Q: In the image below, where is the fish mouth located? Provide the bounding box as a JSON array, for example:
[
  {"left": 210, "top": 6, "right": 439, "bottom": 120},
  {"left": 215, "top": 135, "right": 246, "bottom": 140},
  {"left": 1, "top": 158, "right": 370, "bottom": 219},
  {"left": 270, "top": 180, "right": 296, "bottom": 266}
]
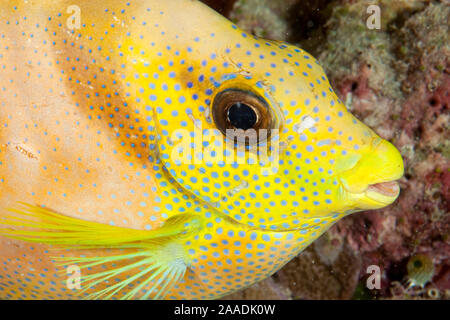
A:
[
  {"left": 364, "top": 180, "right": 400, "bottom": 205},
  {"left": 338, "top": 138, "right": 404, "bottom": 208}
]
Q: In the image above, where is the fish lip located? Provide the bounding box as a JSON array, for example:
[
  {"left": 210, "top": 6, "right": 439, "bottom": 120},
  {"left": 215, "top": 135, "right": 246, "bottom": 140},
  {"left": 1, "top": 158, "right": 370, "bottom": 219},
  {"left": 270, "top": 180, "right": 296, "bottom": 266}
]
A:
[{"left": 363, "top": 180, "right": 400, "bottom": 204}]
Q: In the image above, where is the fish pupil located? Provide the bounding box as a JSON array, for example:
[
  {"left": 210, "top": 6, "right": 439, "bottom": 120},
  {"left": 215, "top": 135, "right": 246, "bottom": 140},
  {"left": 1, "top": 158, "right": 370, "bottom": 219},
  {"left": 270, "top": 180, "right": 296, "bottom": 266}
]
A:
[
  {"left": 227, "top": 102, "right": 257, "bottom": 130},
  {"left": 413, "top": 260, "right": 423, "bottom": 269}
]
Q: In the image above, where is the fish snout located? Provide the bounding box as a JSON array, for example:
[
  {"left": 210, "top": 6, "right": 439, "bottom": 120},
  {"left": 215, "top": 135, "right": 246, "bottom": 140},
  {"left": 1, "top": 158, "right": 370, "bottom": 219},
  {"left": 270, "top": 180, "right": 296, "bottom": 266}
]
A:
[{"left": 339, "top": 138, "right": 404, "bottom": 207}]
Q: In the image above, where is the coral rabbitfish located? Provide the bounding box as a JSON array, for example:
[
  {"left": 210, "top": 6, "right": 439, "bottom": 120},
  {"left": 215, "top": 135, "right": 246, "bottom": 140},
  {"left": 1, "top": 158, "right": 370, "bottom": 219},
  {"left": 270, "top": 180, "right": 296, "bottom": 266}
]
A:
[{"left": 0, "top": 0, "right": 404, "bottom": 300}]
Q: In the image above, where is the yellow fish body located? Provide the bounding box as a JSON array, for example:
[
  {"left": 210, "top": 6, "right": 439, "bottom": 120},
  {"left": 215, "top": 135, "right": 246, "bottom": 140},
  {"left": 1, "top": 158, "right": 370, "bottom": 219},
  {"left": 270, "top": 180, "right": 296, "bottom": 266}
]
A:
[{"left": 0, "top": 0, "right": 404, "bottom": 299}]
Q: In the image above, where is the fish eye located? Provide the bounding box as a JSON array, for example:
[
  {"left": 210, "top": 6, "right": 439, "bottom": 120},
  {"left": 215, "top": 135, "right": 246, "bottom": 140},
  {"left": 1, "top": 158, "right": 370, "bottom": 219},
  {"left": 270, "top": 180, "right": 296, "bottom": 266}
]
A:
[
  {"left": 212, "top": 88, "right": 273, "bottom": 143},
  {"left": 227, "top": 102, "right": 257, "bottom": 130}
]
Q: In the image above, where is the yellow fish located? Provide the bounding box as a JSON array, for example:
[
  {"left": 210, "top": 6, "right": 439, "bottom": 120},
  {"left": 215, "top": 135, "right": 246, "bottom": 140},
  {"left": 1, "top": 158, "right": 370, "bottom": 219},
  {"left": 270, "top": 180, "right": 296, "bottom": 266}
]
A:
[{"left": 0, "top": 0, "right": 404, "bottom": 299}]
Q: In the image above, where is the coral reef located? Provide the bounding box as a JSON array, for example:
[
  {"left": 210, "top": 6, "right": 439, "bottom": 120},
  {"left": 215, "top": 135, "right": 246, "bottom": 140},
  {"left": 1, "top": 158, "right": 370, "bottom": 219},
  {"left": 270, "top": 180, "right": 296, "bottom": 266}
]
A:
[{"left": 201, "top": 0, "right": 449, "bottom": 300}]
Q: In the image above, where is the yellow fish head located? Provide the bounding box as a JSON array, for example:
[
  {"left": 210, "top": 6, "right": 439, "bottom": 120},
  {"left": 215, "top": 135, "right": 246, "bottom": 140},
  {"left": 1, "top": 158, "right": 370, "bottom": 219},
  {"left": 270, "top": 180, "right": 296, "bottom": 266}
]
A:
[{"left": 143, "top": 22, "right": 404, "bottom": 230}]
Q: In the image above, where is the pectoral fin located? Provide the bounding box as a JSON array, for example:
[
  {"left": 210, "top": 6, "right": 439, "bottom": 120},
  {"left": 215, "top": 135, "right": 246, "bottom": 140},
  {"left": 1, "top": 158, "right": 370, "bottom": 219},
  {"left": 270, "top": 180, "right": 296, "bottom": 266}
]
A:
[{"left": 0, "top": 202, "right": 201, "bottom": 299}]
